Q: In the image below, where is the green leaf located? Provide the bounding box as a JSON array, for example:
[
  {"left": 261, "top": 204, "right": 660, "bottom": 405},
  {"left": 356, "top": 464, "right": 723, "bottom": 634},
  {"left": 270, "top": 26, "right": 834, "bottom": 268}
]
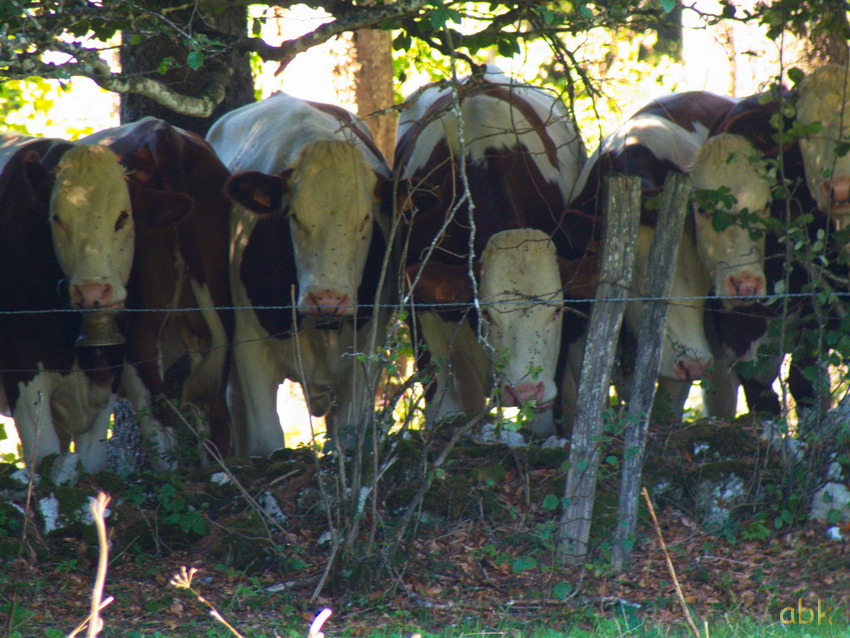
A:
[
  {"left": 552, "top": 581, "right": 573, "bottom": 600},
  {"left": 157, "top": 56, "right": 174, "bottom": 75},
  {"left": 497, "top": 38, "right": 520, "bottom": 58},
  {"left": 187, "top": 51, "right": 204, "bottom": 71},
  {"left": 660, "top": 0, "right": 677, "bottom": 13},
  {"left": 787, "top": 66, "right": 805, "bottom": 85},
  {"left": 429, "top": 7, "right": 448, "bottom": 28},
  {"left": 512, "top": 556, "right": 538, "bottom": 573},
  {"left": 542, "top": 494, "right": 560, "bottom": 511}
]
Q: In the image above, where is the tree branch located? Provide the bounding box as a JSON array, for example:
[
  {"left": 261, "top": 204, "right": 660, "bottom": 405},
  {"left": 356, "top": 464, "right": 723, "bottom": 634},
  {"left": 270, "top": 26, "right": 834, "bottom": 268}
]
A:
[{"left": 239, "top": 0, "right": 430, "bottom": 74}]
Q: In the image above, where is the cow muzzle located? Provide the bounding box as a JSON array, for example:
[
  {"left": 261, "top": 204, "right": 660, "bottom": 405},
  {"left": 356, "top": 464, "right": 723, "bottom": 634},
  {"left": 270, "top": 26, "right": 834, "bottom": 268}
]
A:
[
  {"left": 724, "top": 272, "right": 765, "bottom": 302},
  {"left": 71, "top": 281, "right": 123, "bottom": 310},
  {"left": 674, "top": 356, "right": 712, "bottom": 382},
  {"left": 822, "top": 176, "right": 850, "bottom": 214},
  {"left": 301, "top": 290, "right": 354, "bottom": 317},
  {"left": 501, "top": 381, "right": 553, "bottom": 411}
]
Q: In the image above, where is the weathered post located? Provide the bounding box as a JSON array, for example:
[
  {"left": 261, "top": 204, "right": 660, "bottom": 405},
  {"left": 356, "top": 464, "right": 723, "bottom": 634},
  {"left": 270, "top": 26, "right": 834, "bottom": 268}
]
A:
[
  {"left": 558, "top": 174, "right": 641, "bottom": 565},
  {"left": 611, "top": 172, "right": 692, "bottom": 571}
]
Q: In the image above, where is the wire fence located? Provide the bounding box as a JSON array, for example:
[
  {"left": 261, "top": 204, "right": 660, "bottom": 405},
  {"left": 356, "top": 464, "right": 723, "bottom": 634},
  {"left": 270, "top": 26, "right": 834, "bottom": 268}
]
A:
[{"left": 0, "top": 286, "right": 844, "bottom": 379}]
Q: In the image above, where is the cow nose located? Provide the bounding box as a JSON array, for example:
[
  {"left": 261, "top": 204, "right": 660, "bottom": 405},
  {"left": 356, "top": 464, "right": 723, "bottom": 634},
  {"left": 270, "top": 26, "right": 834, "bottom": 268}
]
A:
[
  {"left": 303, "top": 290, "right": 351, "bottom": 317},
  {"left": 823, "top": 176, "right": 850, "bottom": 207},
  {"left": 674, "top": 356, "right": 711, "bottom": 382},
  {"left": 71, "top": 282, "right": 114, "bottom": 309},
  {"left": 725, "top": 273, "right": 764, "bottom": 298},
  {"left": 503, "top": 381, "right": 546, "bottom": 407}
]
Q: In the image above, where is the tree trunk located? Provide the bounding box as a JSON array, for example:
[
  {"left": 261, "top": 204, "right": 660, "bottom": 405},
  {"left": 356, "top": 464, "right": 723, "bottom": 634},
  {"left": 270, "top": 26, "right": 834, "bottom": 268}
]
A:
[
  {"left": 120, "top": 1, "right": 254, "bottom": 135},
  {"left": 353, "top": 28, "right": 397, "bottom": 164},
  {"left": 804, "top": 5, "right": 850, "bottom": 68}
]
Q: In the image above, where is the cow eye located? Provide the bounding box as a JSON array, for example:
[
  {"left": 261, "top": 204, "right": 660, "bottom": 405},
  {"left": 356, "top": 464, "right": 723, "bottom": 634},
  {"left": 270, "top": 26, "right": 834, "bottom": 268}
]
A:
[
  {"left": 115, "top": 210, "right": 130, "bottom": 231},
  {"left": 550, "top": 306, "right": 563, "bottom": 322},
  {"left": 51, "top": 213, "right": 62, "bottom": 226},
  {"left": 695, "top": 207, "right": 711, "bottom": 219}
]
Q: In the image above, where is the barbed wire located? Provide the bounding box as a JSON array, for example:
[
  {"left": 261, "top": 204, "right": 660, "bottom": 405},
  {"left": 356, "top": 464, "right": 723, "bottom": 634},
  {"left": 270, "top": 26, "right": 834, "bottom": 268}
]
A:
[
  {"left": 0, "top": 289, "right": 840, "bottom": 379},
  {"left": 0, "top": 289, "right": 844, "bottom": 317}
]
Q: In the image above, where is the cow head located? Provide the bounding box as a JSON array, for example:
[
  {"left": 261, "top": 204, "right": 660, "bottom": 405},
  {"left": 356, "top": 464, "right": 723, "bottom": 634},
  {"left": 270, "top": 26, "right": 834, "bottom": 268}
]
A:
[
  {"left": 690, "top": 133, "right": 771, "bottom": 309},
  {"left": 406, "top": 228, "right": 597, "bottom": 412},
  {"left": 226, "top": 140, "right": 381, "bottom": 318},
  {"left": 628, "top": 223, "right": 713, "bottom": 382},
  {"left": 796, "top": 64, "right": 850, "bottom": 229},
  {"left": 28, "top": 145, "right": 135, "bottom": 310},
  {"left": 479, "top": 229, "right": 564, "bottom": 411}
]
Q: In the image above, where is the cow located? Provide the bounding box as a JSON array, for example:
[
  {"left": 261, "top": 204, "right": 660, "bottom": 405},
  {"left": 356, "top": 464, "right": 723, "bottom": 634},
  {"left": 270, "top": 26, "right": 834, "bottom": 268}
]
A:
[
  {"left": 0, "top": 136, "right": 157, "bottom": 473},
  {"left": 567, "top": 91, "right": 738, "bottom": 420},
  {"left": 796, "top": 64, "right": 850, "bottom": 232},
  {"left": 79, "top": 118, "right": 235, "bottom": 458},
  {"left": 687, "top": 67, "right": 850, "bottom": 418},
  {"left": 205, "top": 92, "right": 394, "bottom": 456},
  {"left": 690, "top": 133, "right": 773, "bottom": 308},
  {"left": 394, "top": 67, "right": 587, "bottom": 436}
]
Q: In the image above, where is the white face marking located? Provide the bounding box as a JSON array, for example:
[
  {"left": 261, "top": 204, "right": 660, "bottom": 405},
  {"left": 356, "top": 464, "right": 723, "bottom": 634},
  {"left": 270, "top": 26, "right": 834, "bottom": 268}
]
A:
[
  {"left": 690, "top": 134, "right": 771, "bottom": 307},
  {"left": 50, "top": 145, "right": 134, "bottom": 309},
  {"left": 479, "top": 229, "right": 564, "bottom": 407},
  {"left": 287, "top": 140, "right": 379, "bottom": 316},
  {"left": 627, "top": 224, "right": 713, "bottom": 381},
  {"left": 797, "top": 65, "right": 850, "bottom": 226}
]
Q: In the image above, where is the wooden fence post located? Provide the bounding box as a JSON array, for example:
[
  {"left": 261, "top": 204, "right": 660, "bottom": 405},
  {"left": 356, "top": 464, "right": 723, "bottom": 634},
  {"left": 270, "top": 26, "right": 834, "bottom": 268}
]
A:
[
  {"left": 611, "top": 172, "right": 692, "bottom": 571},
  {"left": 558, "top": 174, "right": 641, "bottom": 565}
]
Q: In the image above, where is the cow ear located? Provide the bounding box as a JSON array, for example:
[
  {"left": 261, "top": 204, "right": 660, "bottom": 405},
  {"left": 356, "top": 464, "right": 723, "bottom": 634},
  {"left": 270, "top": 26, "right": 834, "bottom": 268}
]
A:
[
  {"left": 558, "top": 254, "right": 598, "bottom": 299},
  {"left": 130, "top": 183, "right": 194, "bottom": 228},
  {"left": 396, "top": 177, "right": 440, "bottom": 217},
  {"left": 719, "top": 108, "right": 781, "bottom": 155},
  {"left": 405, "top": 260, "right": 479, "bottom": 306},
  {"left": 226, "top": 169, "right": 293, "bottom": 215}
]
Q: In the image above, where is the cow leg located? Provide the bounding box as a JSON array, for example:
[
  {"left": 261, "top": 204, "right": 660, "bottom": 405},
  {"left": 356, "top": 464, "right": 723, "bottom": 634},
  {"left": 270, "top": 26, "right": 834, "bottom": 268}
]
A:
[
  {"left": 13, "top": 374, "right": 63, "bottom": 471},
  {"left": 528, "top": 407, "right": 557, "bottom": 437},
  {"left": 418, "top": 313, "right": 489, "bottom": 423},
  {"left": 183, "top": 278, "right": 232, "bottom": 455},
  {"left": 231, "top": 338, "right": 284, "bottom": 456},
  {"left": 121, "top": 365, "right": 178, "bottom": 471},
  {"left": 72, "top": 394, "right": 115, "bottom": 473},
  {"left": 652, "top": 377, "right": 692, "bottom": 425},
  {"left": 741, "top": 377, "right": 781, "bottom": 415},
  {"left": 701, "top": 358, "right": 740, "bottom": 420}
]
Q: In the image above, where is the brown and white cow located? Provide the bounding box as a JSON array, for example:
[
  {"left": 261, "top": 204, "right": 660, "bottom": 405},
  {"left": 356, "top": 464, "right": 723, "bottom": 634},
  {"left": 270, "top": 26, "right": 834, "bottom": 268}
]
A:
[
  {"left": 569, "top": 91, "right": 738, "bottom": 406},
  {"left": 80, "top": 117, "right": 234, "bottom": 459},
  {"left": 206, "top": 92, "right": 393, "bottom": 456},
  {"left": 796, "top": 65, "right": 850, "bottom": 231},
  {"left": 689, "top": 133, "right": 773, "bottom": 309},
  {"left": 0, "top": 137, "right": 136, "bottom": 473},
  {"left": 686, "top": 68, "right": 850, "bottom": 417},
  {"left": 395, "top": 67, "right": 586, "bottom": 435}
]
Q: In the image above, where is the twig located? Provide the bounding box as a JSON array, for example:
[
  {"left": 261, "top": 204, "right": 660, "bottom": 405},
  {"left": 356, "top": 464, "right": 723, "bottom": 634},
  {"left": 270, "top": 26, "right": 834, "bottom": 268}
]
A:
[
  {"left": 171, "top": 566, "right": 244, "bottom": 638},
  {"left": 641, "top": 487, "right": 700, "bottom": 638},
  {"left": 86, "top": 493, "right": 111, "bottom": 638},
  {"left": 66, "top": 597, "right": 114, "bottom": 638}
]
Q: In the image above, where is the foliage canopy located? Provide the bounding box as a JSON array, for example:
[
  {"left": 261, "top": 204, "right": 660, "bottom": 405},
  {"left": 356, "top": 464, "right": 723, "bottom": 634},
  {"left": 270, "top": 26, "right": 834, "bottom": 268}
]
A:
[{"left": 1, "top": 1, "right": 846, "bottom": 117}]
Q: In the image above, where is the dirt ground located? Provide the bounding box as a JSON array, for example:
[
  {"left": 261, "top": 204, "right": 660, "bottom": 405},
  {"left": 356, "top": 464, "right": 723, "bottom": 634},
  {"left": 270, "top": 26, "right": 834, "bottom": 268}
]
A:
[{"left": 2, "top": 416, "right": 849, "bottom": 637}]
